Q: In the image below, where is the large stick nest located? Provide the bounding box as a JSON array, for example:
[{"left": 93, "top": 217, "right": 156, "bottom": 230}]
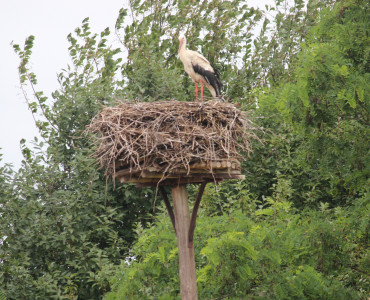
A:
[{"left": 87, "top": 100, "right": 260, "bottom": 178}]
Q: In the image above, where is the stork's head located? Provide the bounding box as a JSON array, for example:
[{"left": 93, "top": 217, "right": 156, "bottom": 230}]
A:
[{"left": 178, "top": 35, "right": 186, "bottom": 53}]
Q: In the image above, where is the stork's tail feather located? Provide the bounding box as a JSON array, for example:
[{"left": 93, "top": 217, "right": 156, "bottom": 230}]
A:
[{"left": 192, "top": 63, "right": 223, "bottom": 98}]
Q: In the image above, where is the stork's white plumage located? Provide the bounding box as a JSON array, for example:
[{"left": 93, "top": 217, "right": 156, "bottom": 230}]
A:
[{"left": 178, "top": 35, "right": 222, "bottom": 102}]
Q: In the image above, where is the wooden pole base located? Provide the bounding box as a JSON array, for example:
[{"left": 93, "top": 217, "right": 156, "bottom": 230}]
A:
[{"left": 171, "top": 185, "right": 198, "bottom": 300}]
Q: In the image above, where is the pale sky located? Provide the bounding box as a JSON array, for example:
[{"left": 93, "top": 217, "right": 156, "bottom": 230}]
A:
[
  {"left": 0, "top": 0, "right": 269, "bottom": 170},
  {"left": 0, "top": 0, "right": 125, "bottom": 170}
]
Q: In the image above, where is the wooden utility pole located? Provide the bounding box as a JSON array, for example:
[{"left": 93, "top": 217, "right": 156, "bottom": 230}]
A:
[{"left": 172, "top": 185, "right": 198, "bottom": 300}]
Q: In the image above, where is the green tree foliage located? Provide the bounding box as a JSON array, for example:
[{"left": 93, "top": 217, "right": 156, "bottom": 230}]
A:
[
  {"left": 0, "top": 19, "right": 155, "bottom": 299},
  {"left": 254, "top": 0, "right": 369, "bottom": 207},
  {"left": 104, "top": 185, "right": 369, "bottom": 299},
  {"left": 117, "top": 0, "right": 331, "bottom": 101},
  {"left": 116, "top": 0, "right": 262, "bottom": 101}
]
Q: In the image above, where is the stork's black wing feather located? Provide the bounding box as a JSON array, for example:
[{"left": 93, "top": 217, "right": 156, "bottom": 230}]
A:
[{"left": 192, "top": 63, "right": 222, "bottom": 97}]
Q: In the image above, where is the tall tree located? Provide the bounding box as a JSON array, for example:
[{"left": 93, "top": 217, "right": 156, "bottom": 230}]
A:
[
  {"left": 256, "top": 0, "right": 369, "bottom": 206},
  {"left": 0, "top": 20, "right": 155, "bottom": 299},
  {"left": 116, "top": 0, "right": 332, "bottom": 102}
]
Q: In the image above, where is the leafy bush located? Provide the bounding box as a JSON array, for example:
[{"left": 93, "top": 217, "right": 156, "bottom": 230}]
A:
[
  {"left": 104, "top": 189, "right": 368, "bottom": 299},
  {"left": 247, "top": 0, "right": 369, "bottom": 207}
]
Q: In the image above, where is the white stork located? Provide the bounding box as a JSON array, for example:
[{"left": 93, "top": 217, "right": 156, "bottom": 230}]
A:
[{"left": 178, "top": 35, "right": 222, "bottom": 102}]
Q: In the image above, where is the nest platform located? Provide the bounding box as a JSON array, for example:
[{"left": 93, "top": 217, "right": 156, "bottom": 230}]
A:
[
  {"left": 114, "top": 158, "right": 244, "bottom": 187},
  {"left": 87, "top": 100, "right": 259, "bottom": 187}
]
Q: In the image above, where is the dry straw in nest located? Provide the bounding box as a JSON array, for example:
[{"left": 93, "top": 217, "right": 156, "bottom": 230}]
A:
[{"left": 86, "top": 100, "right": 260, "bottom": 178}]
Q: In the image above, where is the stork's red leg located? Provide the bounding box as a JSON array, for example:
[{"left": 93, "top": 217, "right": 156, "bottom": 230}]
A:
[
  {"left": 194, "top": 81, "right": 199, "bottom": 102},
  {"left": 200, "top": 81, "right": 204, "bottom": 102}
]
